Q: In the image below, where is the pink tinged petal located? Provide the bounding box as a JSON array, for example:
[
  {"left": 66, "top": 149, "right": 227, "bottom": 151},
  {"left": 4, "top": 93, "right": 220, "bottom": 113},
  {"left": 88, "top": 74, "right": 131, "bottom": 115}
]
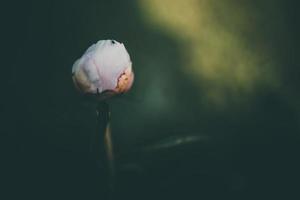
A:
[
  {"left": 124, "top": 67, "right": 134, "bottom": 92},
  {"left": 114, "top": 67, "right": 134, "bottom": 93}
]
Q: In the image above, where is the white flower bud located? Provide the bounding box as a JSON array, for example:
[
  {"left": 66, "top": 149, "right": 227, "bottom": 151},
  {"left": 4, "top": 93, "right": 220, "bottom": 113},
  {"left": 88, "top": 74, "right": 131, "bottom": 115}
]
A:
[{"left": 72, "top": 40, "right": 134, "bottom": 98}]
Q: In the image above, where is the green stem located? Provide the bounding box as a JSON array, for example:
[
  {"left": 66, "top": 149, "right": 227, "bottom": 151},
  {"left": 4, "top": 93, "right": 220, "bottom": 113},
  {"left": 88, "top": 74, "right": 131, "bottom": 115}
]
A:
[{"left": 96, "top": 102, "right": 115, "bottom": 198}]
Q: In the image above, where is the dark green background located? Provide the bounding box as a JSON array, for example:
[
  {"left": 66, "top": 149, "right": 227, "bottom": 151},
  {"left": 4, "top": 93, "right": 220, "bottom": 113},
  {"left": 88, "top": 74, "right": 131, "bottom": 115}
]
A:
[{"left": 3, "top": 0, "right": 300, "bottom": 199}]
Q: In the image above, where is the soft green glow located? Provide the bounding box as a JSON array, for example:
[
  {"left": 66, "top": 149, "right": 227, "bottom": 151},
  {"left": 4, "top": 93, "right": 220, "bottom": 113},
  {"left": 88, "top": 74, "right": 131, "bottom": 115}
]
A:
[{"left": 139, "top": 0, "right": 279, "bottom": 107}]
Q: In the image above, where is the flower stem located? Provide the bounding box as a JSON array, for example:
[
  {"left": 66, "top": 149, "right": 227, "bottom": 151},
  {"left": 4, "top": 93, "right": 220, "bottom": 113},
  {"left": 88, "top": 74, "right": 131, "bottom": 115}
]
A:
[{"left": 96, "top": 101, "right": 115, "bottom": 198}]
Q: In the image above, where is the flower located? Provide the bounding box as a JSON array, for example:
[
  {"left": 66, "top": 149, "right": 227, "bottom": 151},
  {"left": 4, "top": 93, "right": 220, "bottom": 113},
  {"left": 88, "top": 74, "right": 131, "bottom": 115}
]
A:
[{"left": 72, "top": 40, "right": 134, "bottom": 98}]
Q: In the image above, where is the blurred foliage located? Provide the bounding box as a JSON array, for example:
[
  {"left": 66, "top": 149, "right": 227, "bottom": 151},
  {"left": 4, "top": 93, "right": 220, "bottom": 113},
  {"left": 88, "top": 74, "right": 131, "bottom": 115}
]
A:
[{"left": 139, "top": 0, "right": 280, "bottom": 106}]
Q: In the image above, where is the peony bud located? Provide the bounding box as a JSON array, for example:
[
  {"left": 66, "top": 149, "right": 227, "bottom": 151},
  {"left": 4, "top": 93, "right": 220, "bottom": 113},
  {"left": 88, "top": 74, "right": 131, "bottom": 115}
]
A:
[{"left": 72, "top": 40, "right": 134, "bottom": 99}]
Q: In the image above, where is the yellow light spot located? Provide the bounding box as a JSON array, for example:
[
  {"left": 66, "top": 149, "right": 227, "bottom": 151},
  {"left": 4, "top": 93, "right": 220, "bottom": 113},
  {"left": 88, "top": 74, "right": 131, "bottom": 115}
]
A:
[{"left": 138, "top": 0, "right": 279, "bottom": 107}]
